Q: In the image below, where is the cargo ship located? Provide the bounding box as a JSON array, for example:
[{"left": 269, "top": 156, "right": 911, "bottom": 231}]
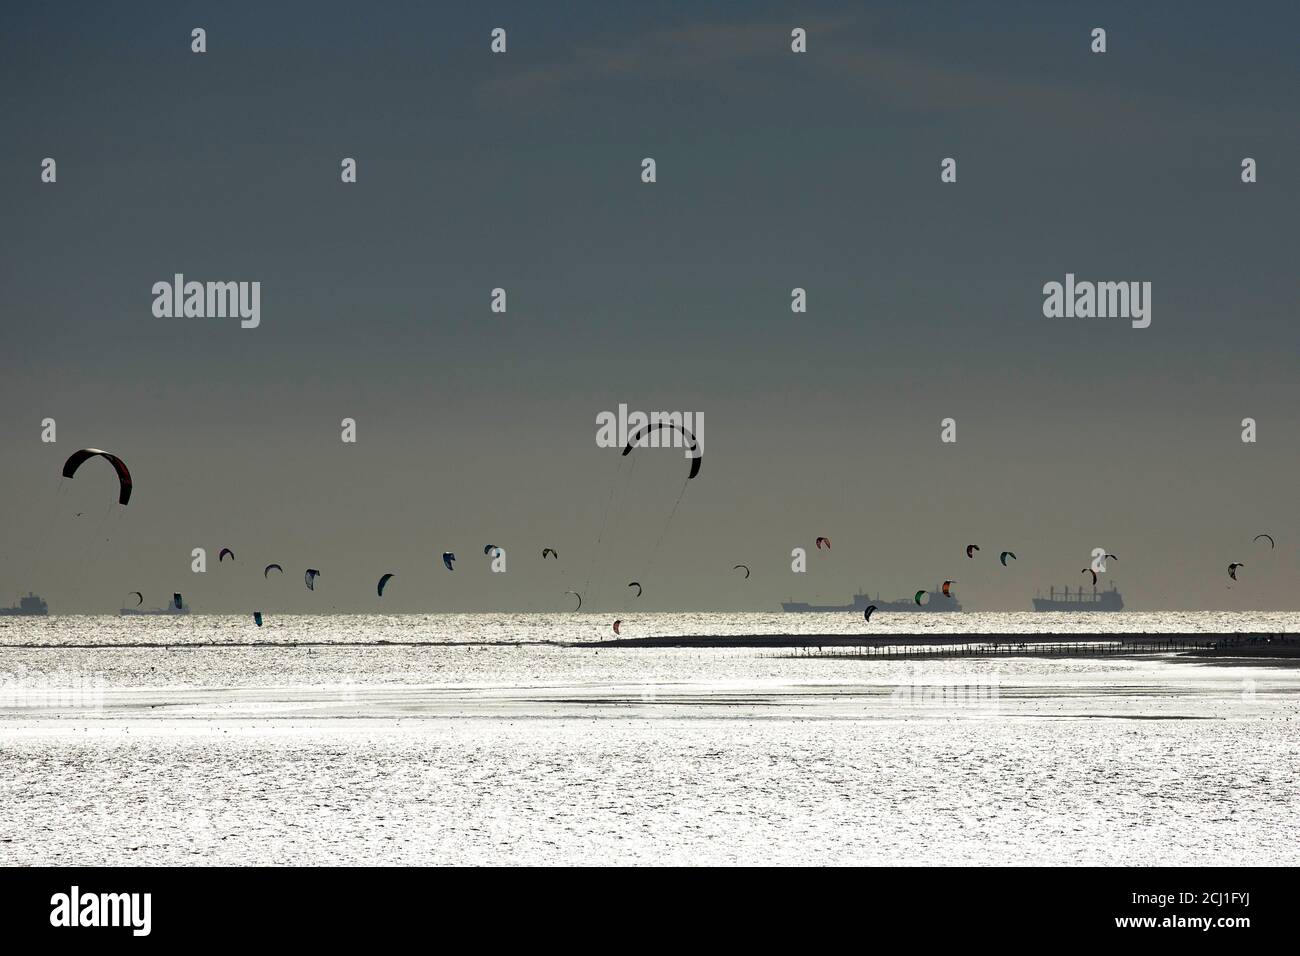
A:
[
  {"left": 1032, "top": 582, "right": 1123, "bottom": 611},
  {"left": 782, "top": 588, "right": 961, "bottom": 613},
  {"left": 0, "top": 593, "right": 49, "bottom": 616},
  {"left": 120, "top": 595, "right": 190, "bottom": 615}
]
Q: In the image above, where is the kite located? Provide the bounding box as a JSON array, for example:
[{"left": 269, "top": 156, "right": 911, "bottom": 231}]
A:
[
  {"left": 61, "top": 449, "right": 132, "bottom": 506},
  {"left": 621, "top": 421, "right": 702, "bottom": 479}
]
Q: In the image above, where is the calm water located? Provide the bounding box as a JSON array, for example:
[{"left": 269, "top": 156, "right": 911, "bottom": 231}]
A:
[{"left": 1, "top": 614, "right": 1297, "bottom": 865}]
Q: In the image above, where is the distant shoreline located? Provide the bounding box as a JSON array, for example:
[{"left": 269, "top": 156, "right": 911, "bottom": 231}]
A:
[
  {"left": 577, "top": 633, "right": 1300, "bottom": 658},
  {"left": 3, "top": 633, "right": 1296, "bottom": 661},
  {"left": 582, "top": 632, "right": 1291, "bottom": 646}
]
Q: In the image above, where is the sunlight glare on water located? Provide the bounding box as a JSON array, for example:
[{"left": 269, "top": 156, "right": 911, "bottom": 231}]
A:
[{"left": 0, "top": 614, "right": 1296, "bottom": 865}]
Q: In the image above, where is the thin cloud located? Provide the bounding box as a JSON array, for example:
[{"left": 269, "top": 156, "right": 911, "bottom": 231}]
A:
[
  {"left": 479, "top": 14, "right": 859, "bottom": 105},
  {"left": 482, "top": 13, "right": 1279, "bottom": 136}
]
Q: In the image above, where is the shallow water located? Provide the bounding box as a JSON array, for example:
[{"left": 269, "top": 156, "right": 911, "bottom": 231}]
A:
[
  {"left": 1, "top": 614, "right": 1297, "bottom": 865},
  {"left": 4, "top": 609, "right": 1298, "bottom": 647}
]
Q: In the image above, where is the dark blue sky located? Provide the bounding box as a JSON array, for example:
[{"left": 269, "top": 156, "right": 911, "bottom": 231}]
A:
[{"left": 2, "top": 2, "right": 1297, "bottom": 611}]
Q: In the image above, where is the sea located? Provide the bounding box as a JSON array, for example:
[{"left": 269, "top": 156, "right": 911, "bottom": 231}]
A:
[{"left": 1, "top": 612, "right": 1297, "bottom": 866}]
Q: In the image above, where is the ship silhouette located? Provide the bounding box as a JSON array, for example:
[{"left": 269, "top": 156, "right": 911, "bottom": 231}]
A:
[
  {"left": 1032, "top": 582, "right": 1123, "bottom": 611},
  {"left": 120, "top": 599, "right": 190, "bottom": 616},
  {"left": 782, "top": 587, "right": 961, "bottom": 613},
  {"left": 0, "top": 592, "right": 48, "bottom": 616}
]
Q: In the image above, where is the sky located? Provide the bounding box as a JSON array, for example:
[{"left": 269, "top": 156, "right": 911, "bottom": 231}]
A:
[{"left": 1, "top": 1, "right": 1297, "bottom": 613}]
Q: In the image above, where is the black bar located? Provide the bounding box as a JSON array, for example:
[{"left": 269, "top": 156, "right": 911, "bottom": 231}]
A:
[{"left": 0, "top": 867, "right": 1279, "bottom": 944}]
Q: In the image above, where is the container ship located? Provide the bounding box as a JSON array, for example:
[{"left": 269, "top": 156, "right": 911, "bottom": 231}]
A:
[
  {"left": 0, "top": 593, "right": 49, "bottom": 616},
  {"left": 1032, "top": 582, "right": 1123, "bottom": 611},
  {"left": 782, "top": 588, "right": 961, "bottom": 613}
]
